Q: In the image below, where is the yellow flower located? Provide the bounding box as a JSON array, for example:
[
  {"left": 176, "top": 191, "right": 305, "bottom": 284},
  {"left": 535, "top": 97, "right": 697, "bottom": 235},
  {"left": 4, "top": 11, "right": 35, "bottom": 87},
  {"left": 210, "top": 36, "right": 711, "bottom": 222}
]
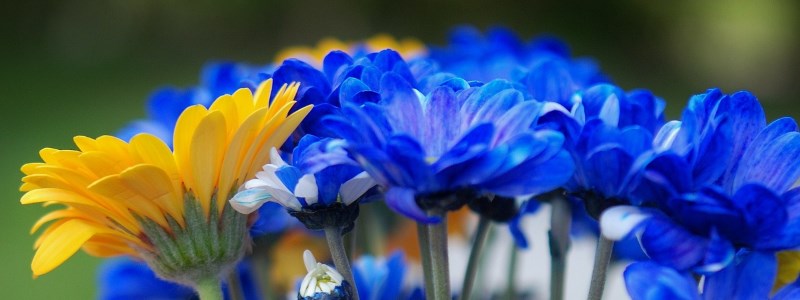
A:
[
  {"left": 273, "top": 34, "right": 427, "bottom": 67},
  {"left": 20, "top": 79, "right": 312, "bottom": 283},
  {"left": 776, "top": 251, "right": 800, "bottom": 291}
]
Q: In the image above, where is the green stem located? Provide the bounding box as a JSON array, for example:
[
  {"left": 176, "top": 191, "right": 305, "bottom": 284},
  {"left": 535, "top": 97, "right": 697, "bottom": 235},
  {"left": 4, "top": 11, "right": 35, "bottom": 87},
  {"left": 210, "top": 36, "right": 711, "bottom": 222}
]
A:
[
  {"left": 548, "top": 192, "right": 571, "bottom": 300},
  {"left": 417, "top": 222, "right": 435, "bottom": 300},
  {"left": 461, "top": 216, "right": 491, "bottom": 300},
  {"left": 226, "top": 270, "right": 243, "bottom": 300},
  {"left": 505, "top": 244, "right": 518, "bottom": 300},
  {"left": 324, "top": 226, "right": 360, "bottom": 300},
  {"left": 428, "top": 210, "right": 451, "bottom": 300},
  {"left": 587, "top": 236, "right": 614, "bottom": 300},
  {"left": 194, "top": 277, "right": 223, "bottom": 300}
]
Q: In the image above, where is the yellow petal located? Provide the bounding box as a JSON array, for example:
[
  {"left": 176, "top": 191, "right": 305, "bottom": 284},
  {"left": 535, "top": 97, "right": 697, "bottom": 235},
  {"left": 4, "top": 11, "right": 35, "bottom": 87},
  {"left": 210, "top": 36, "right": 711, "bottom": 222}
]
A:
[
  {"left": 130, "top": 134, "right": 181, "bottom": 195},
  {"left": 31, "top": 220, "right": 102, "bottom": 277},
  {"left": 89, "top": 174, "right": 169, "bottom": 228},
  {"left": 174, "top": 105, "right": 209, "bottom": 199},
  {"left": 189, "top": 111, "right": 227, "bottom": 216},
  {"left": 73, "top": 136, "right": 98, "bottom": 152},
  {"left": 253, "top": 79, "right": 274, "bottom": 108},
  {"left": 246, "top": 104, "right": 313, "bottom": 180},
  {"left": 79, "top": 151, "right": 123, "bottom": 178},
  {"left": 30, "top": 209, "right": 89, "bottom": 234},
  {"left": 209, "top": 94, "right": 240, "bottom": 139},
  {"left": 119, "top": 164, "right": 183, "bottom": 226},
  {"left": 216, "top": 107, "right": 269, "bottom": 208}
]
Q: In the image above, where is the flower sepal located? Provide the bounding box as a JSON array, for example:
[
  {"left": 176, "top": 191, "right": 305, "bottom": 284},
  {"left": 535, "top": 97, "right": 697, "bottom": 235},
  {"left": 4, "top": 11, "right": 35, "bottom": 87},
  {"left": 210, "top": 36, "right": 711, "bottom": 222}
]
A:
[{"left": 288, "top": 202, "right": 360, "bottom": 234}]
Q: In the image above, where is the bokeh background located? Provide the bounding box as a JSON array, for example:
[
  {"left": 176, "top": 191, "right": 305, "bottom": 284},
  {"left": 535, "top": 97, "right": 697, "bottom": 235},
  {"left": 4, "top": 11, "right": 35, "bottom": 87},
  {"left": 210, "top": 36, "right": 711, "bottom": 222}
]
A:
[{"left": 1, "top": 1, "right": 799, "bottom": 298}]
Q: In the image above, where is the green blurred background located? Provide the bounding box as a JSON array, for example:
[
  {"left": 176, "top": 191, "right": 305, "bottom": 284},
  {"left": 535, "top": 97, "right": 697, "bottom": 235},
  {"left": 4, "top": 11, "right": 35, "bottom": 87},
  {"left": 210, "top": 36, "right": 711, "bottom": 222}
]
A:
[{"left": 1, "top": 1, "right": 798, "bottom": 298}]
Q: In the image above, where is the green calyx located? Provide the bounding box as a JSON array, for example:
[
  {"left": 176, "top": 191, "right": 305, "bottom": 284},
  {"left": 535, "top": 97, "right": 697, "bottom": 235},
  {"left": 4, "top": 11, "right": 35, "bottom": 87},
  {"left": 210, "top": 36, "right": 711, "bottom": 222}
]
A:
[{"left": 136, "top": 194, "right": 249, "bottom": 287}]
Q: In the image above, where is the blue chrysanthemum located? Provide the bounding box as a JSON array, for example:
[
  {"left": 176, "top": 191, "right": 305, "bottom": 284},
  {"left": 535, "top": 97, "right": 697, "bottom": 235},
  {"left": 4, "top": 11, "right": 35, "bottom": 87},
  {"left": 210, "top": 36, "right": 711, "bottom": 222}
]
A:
[
  {"left": 322, "top": 69, "right": 574, "bottom": 222},
  {"left": 429, "top": 26, "right": 610, "bottom": 106},
  {"left": 601, "top": 89, "right": 800, "bottom": 289}
]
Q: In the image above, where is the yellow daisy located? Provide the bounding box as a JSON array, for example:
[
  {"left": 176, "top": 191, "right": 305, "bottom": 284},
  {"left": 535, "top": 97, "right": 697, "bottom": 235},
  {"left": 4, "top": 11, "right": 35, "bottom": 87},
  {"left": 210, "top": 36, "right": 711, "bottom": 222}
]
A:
[{"left": 20, "top": 79, "right": 312, "bottom": 286}]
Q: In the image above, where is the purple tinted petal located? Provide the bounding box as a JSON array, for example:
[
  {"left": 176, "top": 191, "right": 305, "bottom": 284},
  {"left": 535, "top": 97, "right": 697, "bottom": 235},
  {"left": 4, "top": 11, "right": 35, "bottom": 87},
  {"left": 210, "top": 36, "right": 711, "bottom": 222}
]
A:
[
  {"left": 385, "top": 187, "right": 440, "bottom": 223},
  {"left": 379, "top": 72, "right": 423, "bottom": 139},
  {"left": 640, "top": 216, "right": 707, "bottom": 270},
  {"left": 424, "top": 86, "right": 461, "bottom": 156},
  {"left": 735, "top": 126, "right": 800, "bottom": 194},
  {"left": 624, "top": 262, "right": 701, "bottom": 300},
  {"left": 702, "top": 251, "right": 776, "bottom": 300}
]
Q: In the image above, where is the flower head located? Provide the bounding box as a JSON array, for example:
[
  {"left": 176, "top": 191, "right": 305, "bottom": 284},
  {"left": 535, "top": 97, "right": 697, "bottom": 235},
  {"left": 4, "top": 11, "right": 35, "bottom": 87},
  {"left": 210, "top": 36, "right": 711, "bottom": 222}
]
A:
[
  {"left": 299, "top": 250, "right": 352, "bottom": 300},
  {"left": 21, "top": 79, "right": 311, "bottom": 284},
  {"left": 229, "top": 135, "right": 376, "bottom": 231},
  {"left": 324, "top": 73, "right": 574, "bottom": 222}
]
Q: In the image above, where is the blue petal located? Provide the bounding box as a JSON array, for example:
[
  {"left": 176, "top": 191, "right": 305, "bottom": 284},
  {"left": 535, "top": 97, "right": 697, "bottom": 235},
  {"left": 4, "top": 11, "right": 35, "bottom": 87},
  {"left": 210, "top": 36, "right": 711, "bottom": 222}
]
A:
[
  {"left": 523, "top": 57, "right": 576, "bottom": 105},
  {"left": 272, "top": 59, "right": 332, "bottom": 97},
  {"left": 385, "top": 135, "right": 436, "bottom": 190},
  {"left": 339, "top": 78, "right": 373, "bottom": 106},
  {"left": 423, "top": 86, "right": 461, "bottom": 156},
  {"left": 323, "top": 50, "right": 353, "bottom": 81},
  {"left": 98, "top": 257, "right": 196, "bottom": 300},
  {"left": 732, "top": 184, "right": 789, "bottom": 249},
  {"left": 509, "top": 199, "right": 541, "bottom": 248},
  {"left": 720, "top": 91, "right": 766, "bottom": 186},
  {"left": 484, "top": 150, "right": 574, "bottom": 197},
  {"left": 470, "top": 89, "right": 524, "bottom": 126},
  {"left": 639, "top": 216, "right": 707, "bottom": 270},
  {"left": 634, "top": 153, "right": 692, "bottom": 206},
  {"left": 584, "top": 146, "right": 634, "bottom": 198},
  {"left": 372, "top": 50, "right": 416, "bottom": 85},
  {"left": 702, "top": 250, "right": 776, "bottom": 300},
  {"left": 623, "top": 262, "right": 701, "bottom": 300},
  {"left": 379, "top": 251, "right": 407, "bottom": 300},
  {"left": 734, "top": 125, "right": 800, "bottom": 194},
  {"left": 275, "top": 165, "right": 303, "bottom": 192},
  {"left": 379, "top": 72, "right": 423, "bottom": 138},
  {"left": 385, "top": 187, "right": 440, "bottom": 223},
  {"left": 493, "top": 101, "right": 544, "bottom": 145},
  {"left": 690, "top": 117, "right": 732, "bottom": 188},
  {"left": 693, "top": 228, "right": 734, "bottom": 275},
  {"left": 459, "top": 80, "right": 515, "bottom": 126}
]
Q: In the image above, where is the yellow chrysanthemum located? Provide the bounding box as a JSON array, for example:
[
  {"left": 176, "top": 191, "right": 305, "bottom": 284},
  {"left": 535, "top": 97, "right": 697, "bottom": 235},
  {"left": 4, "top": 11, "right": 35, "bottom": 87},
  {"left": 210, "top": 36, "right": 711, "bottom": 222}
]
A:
[
  {"left": 776, "top": 251, "right": 800, "bottom": 291},
  {"left": 273, "top": 34, "right": 427, "bottom": 67},
  {"left": 21, "top": 79, "right": 312, "bottom": 283}
]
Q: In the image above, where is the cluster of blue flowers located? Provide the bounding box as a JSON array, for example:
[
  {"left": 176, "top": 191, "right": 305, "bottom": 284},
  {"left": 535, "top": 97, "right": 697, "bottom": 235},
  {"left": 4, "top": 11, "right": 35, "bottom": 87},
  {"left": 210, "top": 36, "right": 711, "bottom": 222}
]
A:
[{"left": 107, "top": 26, "right": 800, "bottom": 300}]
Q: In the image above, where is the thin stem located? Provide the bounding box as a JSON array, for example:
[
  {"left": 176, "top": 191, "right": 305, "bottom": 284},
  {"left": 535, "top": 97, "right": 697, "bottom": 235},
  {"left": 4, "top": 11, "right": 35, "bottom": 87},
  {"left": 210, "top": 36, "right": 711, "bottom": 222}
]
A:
[
  {"left": 226, "top": 270, "right": 244, "bottom": 300},
  {"left": 417, "top": 222, "right": 435, "bottom": 300},
  {"left": 548, "top": 192, "right": 571, "bottom": 300},
  {"left": 587, "top": 236, "right": 614, "bottom": 300},
  {"left": 461, "top": 216, "right": 492, "bottom": 300},
  {"left": 324, "top": 226, "right": 360, "bottom": 300},
  {"left": 428, "top": 210, "right": 451, "bottom": 300},
  {"left": 505, "top": 244, "right": 518, "bottom": 300},
  {"left": 194, "top": 277, "right": 223, "bottom": 300}
]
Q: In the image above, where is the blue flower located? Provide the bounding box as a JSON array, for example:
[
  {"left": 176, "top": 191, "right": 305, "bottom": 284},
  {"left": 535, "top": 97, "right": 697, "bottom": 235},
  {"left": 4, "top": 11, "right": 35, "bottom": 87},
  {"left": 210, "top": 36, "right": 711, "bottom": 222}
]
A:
[
  {"left": 536, "top": 84, "right": 665, "bottom": 217},
  {"left": 323, "top": 72, "right": 574, "bottom": 222},
  {"left": 230, "top": 135, "right": 377, "bottom": 231},
  {"left": 601, "top": 89, "right": 800, "bottom": 273},
  {"left": 429, "top": 26, "right": 610, "bottom": 105},
  {"left": 624, "top": 251, "right": 800, "bottom": 300},
  {"left": 98, "top": 257, "right": 262, "bottom": 300},
  {"left": 352, "top": 251, "right": 408, "bottom": 300}
]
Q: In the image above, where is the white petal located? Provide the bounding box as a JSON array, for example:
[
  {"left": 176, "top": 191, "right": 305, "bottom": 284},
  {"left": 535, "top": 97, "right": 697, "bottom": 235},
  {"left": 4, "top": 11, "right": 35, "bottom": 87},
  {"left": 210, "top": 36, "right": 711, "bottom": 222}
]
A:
[
  {"left": 243, "top": 178, "right": 269, "bottom": 190},
  {"left": 294, "top": 174, "right": 319, "bottom": 205},
  {"left": 228, "top": 188, "right": 272, "bottom": 214},
  {"left": 600, "top": 205, "right": 650, "bottom": 241},
  {"left": 256, "top": 184, "right": 301, "bottom": 211},
  {"left": 339, "top": 171, "right": 377, "bottom": 205},
  {"left": 303, "top": 249, "right": 317, "bottom": 272},
  {"left": 269, "top": 147, "right": 287, "bottom": 166}
]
